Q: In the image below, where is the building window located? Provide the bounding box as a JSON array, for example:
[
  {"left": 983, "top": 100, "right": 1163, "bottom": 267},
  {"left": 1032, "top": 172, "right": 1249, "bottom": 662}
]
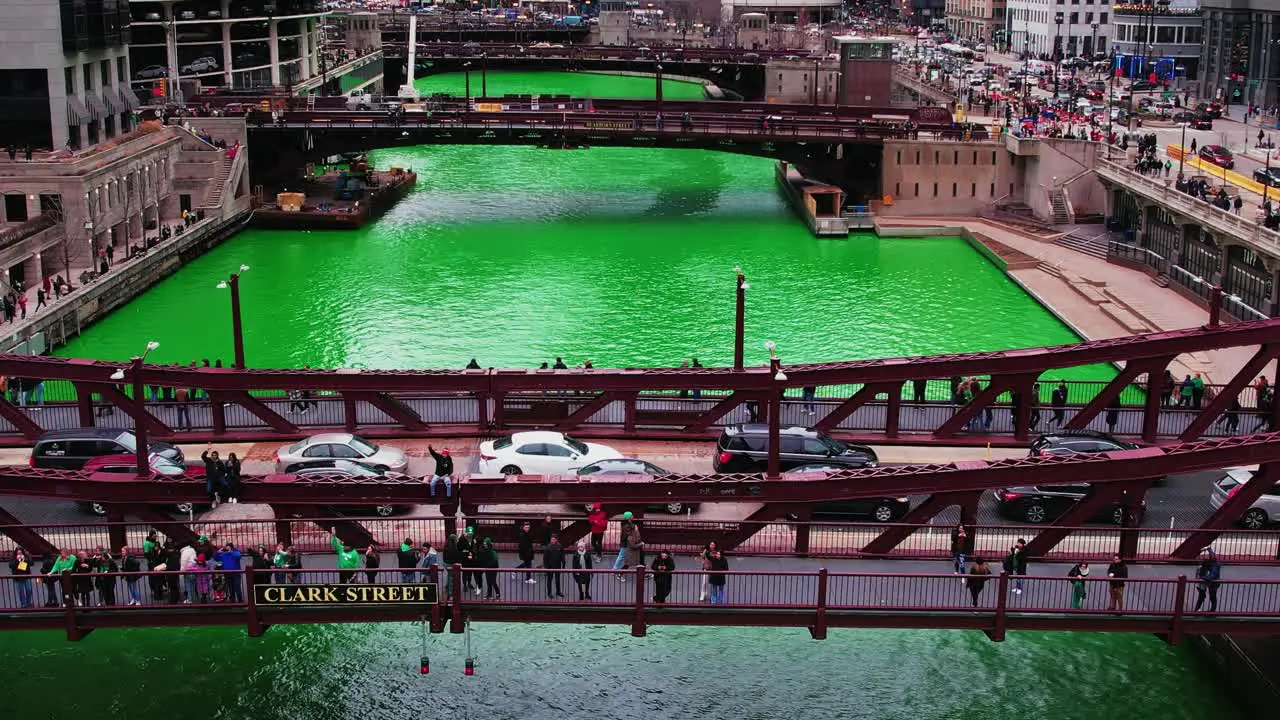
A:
[
  {"left": 3, "top": 194, "right": 28, "bottom": 223},
  {"left": 83, "top": 63, "right": 93, "bottom": 91},
  {"left": 64, "top": 67, "right": 74, "bottom": 95},
  {"left": 953, "top": 150, "right": 958, "bottom": 164},
  {"left": 914, "top": 182, "right": 919, "bottom": 197},
  {"left": 952, "top": 183, "right": 958, "bottom": 197},
  {"left": 971, "top": 183, "right": 977, "bottom": 197},
  {"left": 100, "top": 59, "right": 111, "bottom": 88},
  {"left": 916, "top": 150, "right": 921, "bottom": 164},
  {"left": 117, "top": 59, "right": 125, "bottom": 83},
  {"left": 1100, "top": 12, "right": 1107, "bottom": 23},
  {"left": 895, "top": 182, "right": 901, "bottom": 197},
  {"left": 990, "top": 183, "right": 996, "bottom": 196},
  {"left": 933, "top": 183, "right": 939, "bottom": 197},
  {"left": 897, "top": 150, "right": 902, "bottom": 164}
]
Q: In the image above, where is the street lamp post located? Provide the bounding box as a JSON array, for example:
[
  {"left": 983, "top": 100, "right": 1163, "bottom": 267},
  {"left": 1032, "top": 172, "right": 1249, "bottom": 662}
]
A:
[
  {"left": 655, "top": 61, "right": 664, "bottom": 105},
  {"left": 765, "top": 342, "right": 785, "bottom": 479},
  {"left": 109, "top": 341, "right": 160, "bottom": 478},
  {"left": 481, "top": 53, "right": 487, "bottom": 98},
  {"left": 1178, "top": 121, "right": 1188, "bottom": 177},
  {"left": 733, "top": 265, "right": 747, "bottom": 371},
  {"left": 463, "top": 61, "right": 472, "bottom": 106},
  {"left": 216, "top": 265, "right": 251, "bottom": 369},
  {"left": 1091, "top": 22, "right": 1099, "bottom": 59},
  {"left": 1054, "top": 12, "right": 1064, "bottom": 98}
]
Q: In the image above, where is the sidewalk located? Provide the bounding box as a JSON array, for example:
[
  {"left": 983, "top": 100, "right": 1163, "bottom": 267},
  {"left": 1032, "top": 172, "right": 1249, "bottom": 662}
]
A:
[
  {"left": 0, "top": 214, "right": 213, "bottom": 339},
  {"left": 878, "top": 217, "right": 1273, "bottom": 385}
]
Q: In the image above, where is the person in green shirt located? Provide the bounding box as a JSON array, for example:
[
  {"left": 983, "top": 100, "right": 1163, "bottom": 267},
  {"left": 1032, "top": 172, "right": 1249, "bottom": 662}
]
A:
[
  {"left": 331, "top": 533, "right": 361, "bottom": 584},
  {"left": 1191, "top": 373, "right": 1206, "bottom": 409},
  {"left": 271, "top": 543, "right": 290, "bottom": 585},
  {"left": 45, "top": 549, "right": 77, "bottom": 607}
]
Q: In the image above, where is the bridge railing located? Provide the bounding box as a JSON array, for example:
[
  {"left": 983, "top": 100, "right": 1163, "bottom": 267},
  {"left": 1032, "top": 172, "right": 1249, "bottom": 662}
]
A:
[
  {"left": 5, "top": 517, "right": 1280, "bottom": 564},
  {"left": 1, "top": 568, "right": 1275, "bottom": 625}
]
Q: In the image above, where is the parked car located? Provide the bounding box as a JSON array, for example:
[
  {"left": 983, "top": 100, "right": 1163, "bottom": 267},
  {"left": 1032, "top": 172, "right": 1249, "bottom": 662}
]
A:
[
  {"left": 574, "top": 459, "right": 699, "bottom": 514},
  {"left": 712, "top": 424, "right": 878, "bottom": 473},
  {"left": 281, "top": 460, "right": 410, "bottom": 516},
  {"left": 79, "top": 454, "right": 204, "bottom": 516},
  {"left": 31, "top": 428, "right": 183, "bottom": 470},
  {"left": 181, "top": 57, "right": 218, "bottom": 74},
  {"left": 1199, "top": 145, "right": 1235, "bottom": 169},
  {"left": 478, "top": 431, "right": 621, "bottom": 475},
  {"left": 274, "top": 433, "right": 407, "bottom": 473},
  {"left": 1129, "top": 80, "right": 1156, "bottom": 92},
  {"left": 1254, "top": 167, "right": 1280, "bottom": 187},
  {"left": 784, "top": 464, "right": 909, "bottom": 522},
  {"left": 1209, "top": 466, "right": 1280, "bottom": 529},
  {"left": 134, "top": 65, "right": 168, "bottom": 79},
  {"left": 994, "top": 483, "right": 1145, "bottom": 525}
]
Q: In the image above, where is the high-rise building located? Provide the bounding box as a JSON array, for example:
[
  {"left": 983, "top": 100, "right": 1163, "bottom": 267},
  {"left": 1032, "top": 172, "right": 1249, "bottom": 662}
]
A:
[
  {"left": 0, "top": 0, "right": 138, "bottom": 150},
  {"left": 126, "top": 0, "right": 328, "bottom": 96},
  {"left": 1006, "top": 0, "right": 1111, "bottom": 59},
  {"left": 1199, "top": 0, "right": 1280, "bottom": 107}
]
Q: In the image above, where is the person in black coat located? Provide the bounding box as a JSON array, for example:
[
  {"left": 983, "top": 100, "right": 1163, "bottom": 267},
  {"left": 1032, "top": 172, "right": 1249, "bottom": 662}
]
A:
[
  {"left": 73, "top": 552, "right": 95, "bottom": 606},
  {"left": 201, "top": 446, "right": 226, "bottom": 505},
  {"left": 222, "top": 453, "right": 242, "bottom": 503},
  {"left": 39, "top": 553, "right": 59, "bottom": 607},
  {"left": 516, "top": 522, "right": 536, "bottom": 583},
  {"left": 651, "top": 550, "right": 676, "bottom": 604},
  {"left": 456, "top": 530, "right": 479, "bottom": 593},
  {"left": 542, "top": 536, "right": 566, "bottom": 599},
  {"left": 571, "top": 540, "right": 593, "bottom": 600},
  {"left": 120, "top": 547, "right": 142, "bottom": 605}
]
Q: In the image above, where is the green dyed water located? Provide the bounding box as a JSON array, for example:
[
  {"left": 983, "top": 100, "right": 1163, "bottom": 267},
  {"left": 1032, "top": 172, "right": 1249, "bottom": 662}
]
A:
[{"left": 32, "top": 71, "right": 1231, "bottom": 719}]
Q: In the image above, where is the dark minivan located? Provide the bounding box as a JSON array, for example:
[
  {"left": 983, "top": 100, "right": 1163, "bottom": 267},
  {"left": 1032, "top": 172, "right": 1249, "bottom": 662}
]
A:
[
  {"left": 30, "top": 428, "right": 183, "bottom": 470},
  {"left": 713, "top": 424, "right": 878, "bottom": 473}
]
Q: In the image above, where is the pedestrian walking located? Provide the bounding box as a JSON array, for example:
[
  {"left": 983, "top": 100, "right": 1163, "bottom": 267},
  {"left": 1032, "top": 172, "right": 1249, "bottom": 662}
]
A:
[
  {"left": 1105, "top": 394, "right": 1122, "bottom": 433},
  {"left": 1233, "top": 196, "right": 1244, "bottom": 215},
  {"left": 586, "top": 502, "right": 608, "bottom": 561},
  {"left": 706, "top": 549, "right": 729, "bottom": 605},
  {"left": 912, "top": 378, "right": 928, "bottom": 406},
  {"left": 1029, "top": 383, "right": 1042, "bottom": 430},
  {"left": 16, "top": 293, "right": 26, "bottom": 320},
  {"left": 428, "top": 445, "right": 453, "bottom": 498},
  {"left": 1194, "top": 549, "right": 1222, "bottom": 613},
  {"left": 801, "top": 385, "right": 817, "bottom": 415},
  {"left": 624, "top": 519, "right": 644, "bottom": 570},
  {"left": 479, "top": 538, "right": 500, "bottom": 599},
  {"left": 1191, "top": 373, "right": 1206, "bottom": 408},
  {"left": 1050, "top": 381, "right": 1068, "bottom": 427},
  {"left": 613, "top": 511, "right": 635, "bottom": 580},
  {"left": 1003, "top": 540, "right": 1028, "bottom": 594},
  {"left": 571, "top": 540, "right": 593, "bottom": 600},
  {"left": 9, "top": 547, "right": 34, "bottom": 608},
  {"left": 516, "top": 521, "right": 536, "bottom": 583},
  {"left": 542, "top": 535, "right": 565, "bottom": 599},
  {"left": 651, "top": 550, "right": 676, "bottom": 604},
  {"left": 1161, "top": 369, "right": 1175, "bottom": 406},
  {"left": 1068, "top": 561, "right": 1090, "bottom": 609},
  {"left": 1219, "top": 395, "right": 1241, "bottom": 434},
  {"left": 950, "top": 523, "right": 968, "bottom": 577},
  {"left": 35, "top": 288, "right": 45, "bottom": 311},
  {"left": 363, "top": 545, "right": 381, "bottom": 585},
  {"left": 966, "top": 557, "right": 991, "bottom": 608},
  {"left": 1106, "top": 554, "right": 1128, "bottom": 612},
  {"left": 330, "top": 532, "right": 361, "bottom": 584},
  {"left": 1178, "top": 374, "right": 1194, "bottom": 408}
]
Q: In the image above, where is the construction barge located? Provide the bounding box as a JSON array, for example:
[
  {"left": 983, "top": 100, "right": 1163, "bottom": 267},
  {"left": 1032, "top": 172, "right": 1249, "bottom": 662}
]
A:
[{"left": 252, "top": 155, "right": 417, "bottom": 230}]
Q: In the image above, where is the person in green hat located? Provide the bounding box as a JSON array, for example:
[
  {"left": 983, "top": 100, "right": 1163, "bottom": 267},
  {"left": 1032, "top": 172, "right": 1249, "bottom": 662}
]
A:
[
  {"left": 613, "top": 511, "right": 634, "bottom": 580},
  {"left": 331, "top": 531, "right": 361, "bottom": 584}
]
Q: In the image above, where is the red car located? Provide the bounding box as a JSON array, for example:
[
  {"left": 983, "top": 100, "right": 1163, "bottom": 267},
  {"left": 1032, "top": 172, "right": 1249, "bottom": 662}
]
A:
[
  {"left": 1199, "top": 145, "right": 1234, "bottom": 170},
  {"left": 79, "top": 454, "right": 205, "bottom": 516}
]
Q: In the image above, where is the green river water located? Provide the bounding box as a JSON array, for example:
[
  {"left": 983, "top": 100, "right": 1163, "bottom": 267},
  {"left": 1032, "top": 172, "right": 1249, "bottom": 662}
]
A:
[{"left": 17, "top": 71, "right": 1235, "bottom": 718}]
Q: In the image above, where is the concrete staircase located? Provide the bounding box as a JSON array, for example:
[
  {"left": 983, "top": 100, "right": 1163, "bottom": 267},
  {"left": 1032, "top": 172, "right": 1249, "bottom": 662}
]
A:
[
  {"left": 1053, "top": 230, "right": 1109, "bottom": 259},
  {"left": 1049, "top": 187, "right": 1071, "bottom": 225},
  {"left": 201, "top": 155, "right": 234, "bottom": 210}
]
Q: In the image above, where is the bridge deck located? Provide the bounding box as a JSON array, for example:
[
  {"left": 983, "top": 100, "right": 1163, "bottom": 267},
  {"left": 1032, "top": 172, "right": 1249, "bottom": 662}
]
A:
[{"left": 3, "top": 557, "right": 1275, "bottom": 639}]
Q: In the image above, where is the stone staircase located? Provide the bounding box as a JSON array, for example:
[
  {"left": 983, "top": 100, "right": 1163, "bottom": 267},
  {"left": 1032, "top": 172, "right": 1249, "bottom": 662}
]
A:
[
  {"left": 1049, "top": 187, "right": 1071, "bottom": 224},
  {"left": 201, "top": 155, "right": 234, "bottom": 210},
  {"left": 1052, "top": 230, "right": 1109, "bottom": 259}
]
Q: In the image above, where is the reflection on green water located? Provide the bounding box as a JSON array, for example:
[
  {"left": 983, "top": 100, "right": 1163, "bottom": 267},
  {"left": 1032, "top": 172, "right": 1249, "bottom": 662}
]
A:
[{"left": 33, "top": 71, "right": 1230, "bottom": 719}]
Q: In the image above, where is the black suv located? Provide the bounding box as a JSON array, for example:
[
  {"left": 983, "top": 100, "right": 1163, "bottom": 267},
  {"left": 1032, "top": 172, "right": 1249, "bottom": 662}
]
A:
[
  {"left": 713, "top": 424, "right": 878, "bottom": 473},
  {"left": 1028, "top": 429, "right": 1140, "bottom": 457},
  {"left": 785, "top": 464, "right": 909, "bottom": 522},
  {"left": 995, "top": 484, "right": 1146, "bottom": 525},
  {"left": 31, "top": 428, "right": 182, "bottom": 470}
]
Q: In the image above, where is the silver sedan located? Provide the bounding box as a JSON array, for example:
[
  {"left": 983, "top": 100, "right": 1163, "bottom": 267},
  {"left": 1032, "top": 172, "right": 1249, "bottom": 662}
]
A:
[{"left": 274, "top": 433, "right": 408, "bottom": 473}]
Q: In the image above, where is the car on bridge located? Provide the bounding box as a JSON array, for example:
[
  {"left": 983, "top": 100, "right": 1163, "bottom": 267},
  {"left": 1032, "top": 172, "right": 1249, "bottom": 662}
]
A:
[
  {"left": 274, "top": 433, "right": 408, "bottom": 473},
  {"left": 712, "top": 424, "right": 878, "bottom": 473},
  {"left": 31, "top": 427, "right": 183, "bottom": 471},
  {"left": 784, "top": 464, "right": 910, "bottom": 522},
  {"left": 479, "top": 431, "right": 621, "bottom": 476},
  {"left": 77, "top": 453, "right": 205, "bottom": 516},
  {"left": 574, "top": 458, "right": 700, "bottom": 515},
  {"left": 280, "top": 460, "right": 411, "bottom": 517},
  {"left": 994, "top": 483, "right": 1146, "bottom": 525},
  {"left": 1029, "top": 430, "right": 1165, "bottom": 484},
  {"left": 1210, "top": 466, "right": 1278, "bottom": 529}
]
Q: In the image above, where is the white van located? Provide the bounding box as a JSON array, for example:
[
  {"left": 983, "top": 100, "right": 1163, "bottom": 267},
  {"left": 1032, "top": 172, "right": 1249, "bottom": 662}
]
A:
[{"left": 1026, "top": 60, "right": 1051, "bottom": 76}]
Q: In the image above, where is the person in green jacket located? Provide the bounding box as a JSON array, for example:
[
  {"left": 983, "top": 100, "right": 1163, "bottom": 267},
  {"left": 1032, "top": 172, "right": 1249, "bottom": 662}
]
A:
[
  {"left": 1068, "top": 561, "right": 1090, "bottom": 609},
  {"left": 331, "top": 532, "right": 361, "bottom": 584},
  {"left": 46, "top": 549, "right": 77, "bottom": 607},
  {"left": 271, "top": 543, "right": 290, "bottom": 585},
  {"left": 1191, "top": 373, "right": 1206, "bottom": 409}
]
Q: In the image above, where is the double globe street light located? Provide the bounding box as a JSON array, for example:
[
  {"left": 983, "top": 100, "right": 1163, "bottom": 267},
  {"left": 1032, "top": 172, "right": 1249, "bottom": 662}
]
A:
[{"left": 109, "top": 341, "right": 161, "bottom": 477}]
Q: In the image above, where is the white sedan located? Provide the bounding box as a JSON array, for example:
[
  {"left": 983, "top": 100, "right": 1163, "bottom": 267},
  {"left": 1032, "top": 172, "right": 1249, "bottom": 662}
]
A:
[{"left": 478, "top": 431, "right": 621, "bottom": 476}]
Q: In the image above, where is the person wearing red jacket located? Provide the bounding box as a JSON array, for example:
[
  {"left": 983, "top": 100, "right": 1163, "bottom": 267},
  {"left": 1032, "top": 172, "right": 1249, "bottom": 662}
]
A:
[{"left": 587, "top": 503, "right": 609, "bottom": 562}]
